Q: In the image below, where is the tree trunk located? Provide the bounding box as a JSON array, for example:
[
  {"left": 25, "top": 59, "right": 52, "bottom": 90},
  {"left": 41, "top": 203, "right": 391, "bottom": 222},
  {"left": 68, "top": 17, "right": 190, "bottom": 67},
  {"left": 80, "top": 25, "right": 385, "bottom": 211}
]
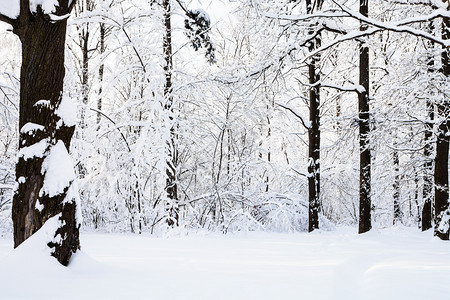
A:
[
  {"left": 163, "top": 0, "right": 179, "bottom": 226},
  {"left": 422, "top": 22, "right": 435, "bottom": 231},
  {"left": 358, "top": 0, "right": 372, "bottom": 234},
  {"left": 97, "top": 23, "right": 105, "bottom": 125},
  {"left": 306, "top": 0, "right": 322, "bottom": 232},
  {"left": 434, "top": 14, "right": 450, "bottom": 240},
  {"left": 11, "top": 3, "right": 80, "bottom": 265},
  {"left": 422, "top": 94, "right": 434, "bottom": 231},
  {"left": 393, "top": 148, "right": 401, "bottom": 224}
]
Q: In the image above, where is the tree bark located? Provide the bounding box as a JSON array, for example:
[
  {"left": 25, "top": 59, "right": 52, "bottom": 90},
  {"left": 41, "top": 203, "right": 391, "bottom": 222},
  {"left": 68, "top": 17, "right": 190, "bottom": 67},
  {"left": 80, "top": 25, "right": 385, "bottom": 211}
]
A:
[
  {"left": 9, "top": 1, "right": 80, "bottom": 266},
  {"left": 393, "top": 148, "right": 401, "bottom": 224},
  {"left": 358, "top": 0, "right": 372, "bottom": 234},
  {"left": 97, "top": 22, "right": 106, "bottom": 125},
  {"left": 163, "top": 0, "right": 179, "bottom": 226},
  {"left": 306, "top": 0, "right": 322, "bottom": 232},
  {"left": 434, "top": 14, "right": 450, "bottom": 240},
  {"left": 422, "top": 22, "right": 435, "bottom": 231}
]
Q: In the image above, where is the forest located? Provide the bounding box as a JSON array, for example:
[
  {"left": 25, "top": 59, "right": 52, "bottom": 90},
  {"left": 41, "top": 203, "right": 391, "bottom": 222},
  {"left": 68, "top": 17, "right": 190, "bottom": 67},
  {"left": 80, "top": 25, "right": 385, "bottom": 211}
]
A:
[{"left": 0, "top": 0, "right": 449, "bottom": 270}]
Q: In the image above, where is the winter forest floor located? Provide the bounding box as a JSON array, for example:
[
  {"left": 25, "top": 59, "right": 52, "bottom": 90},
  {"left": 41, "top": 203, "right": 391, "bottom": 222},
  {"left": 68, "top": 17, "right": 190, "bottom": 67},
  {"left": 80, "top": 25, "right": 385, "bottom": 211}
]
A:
[{"left": 0, "top": 227, "right": 449, "bottom": 300}]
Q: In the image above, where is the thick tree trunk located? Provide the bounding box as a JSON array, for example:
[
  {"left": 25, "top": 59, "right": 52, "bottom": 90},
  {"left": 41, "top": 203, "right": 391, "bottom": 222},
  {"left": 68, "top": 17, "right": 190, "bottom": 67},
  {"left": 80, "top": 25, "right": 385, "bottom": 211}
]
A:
[
  {"left": 434, "top": 103, "right": 449, "bottom": 240},
  {"left": 307, "top": 52, "right": 321, "bottom": 232},
  {"left": 434, "top": 14, "right": 450, "bottom": 240},
  {"left": 12, "top": 5, "right": 79, "bottom": 265},
  {"left": 358, "top": 0, "right": 372, "bottom": 234},
  {"left": 163, "top": 0, "right": 179, "bottom": 226},
  {"left": 306, "top": 0, "right": 322, "bottom": 232}
]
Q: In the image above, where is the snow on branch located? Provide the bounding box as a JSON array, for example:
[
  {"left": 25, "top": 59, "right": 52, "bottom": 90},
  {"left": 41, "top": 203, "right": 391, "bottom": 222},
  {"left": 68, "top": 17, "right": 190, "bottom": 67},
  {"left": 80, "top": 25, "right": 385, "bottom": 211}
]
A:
[
  {"left": 0, "top": 0, "right": 76, "bottom": 27},
  {"left": 321, "top": 82, "right": 366, "bottom": 94},
  {"left": 331, "top": 0, "right": 450, "bottom": 47},
  {"left": 267, "top": 1, "right": 450, "bottom": 47},
  {"left": 389, "top": 0, "right": 448, "bottom": 9}
]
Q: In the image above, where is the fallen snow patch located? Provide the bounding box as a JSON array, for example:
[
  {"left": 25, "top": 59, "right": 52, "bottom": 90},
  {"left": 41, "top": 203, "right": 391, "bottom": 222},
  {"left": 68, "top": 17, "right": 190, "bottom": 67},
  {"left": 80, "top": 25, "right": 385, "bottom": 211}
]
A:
[{"left": 0, "top": 228, "right": 449, "bottom": 299}]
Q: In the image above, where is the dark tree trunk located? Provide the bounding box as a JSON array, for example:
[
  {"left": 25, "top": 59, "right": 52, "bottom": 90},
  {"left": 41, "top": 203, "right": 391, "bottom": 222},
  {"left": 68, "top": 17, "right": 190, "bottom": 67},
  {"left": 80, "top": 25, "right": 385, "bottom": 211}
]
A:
[
  {"left": 75, "top": 0, "right": 93, "bottom": 127},
  {"left": 393, "top": 148, "right": 401, "bottom": 224},
  {"left": 82, "top": 27, "right": 89, "bottom": 105},
  {"left": 163, "top": 0, "right": 179, "bottom": 226},
  {"left": 9, "top": 2, "right": 80, "bottom": 265},
  {"left": 422, "top": 22, "right": 435, "bottom": 231},
  {"left": 422, "top": 96, "right": 434, "bottom": 231},
  {"left": 358, "top": 0, "right": 372, "bottom": 234},
  {"left": 434, "top": 15, "right": 450, "bottom": 240},
  {"left": 97, "top": 22, "right": 106, "bottom": 125},
  {"left": 306, "top": 0, "right": 322, "bottom": 232}
]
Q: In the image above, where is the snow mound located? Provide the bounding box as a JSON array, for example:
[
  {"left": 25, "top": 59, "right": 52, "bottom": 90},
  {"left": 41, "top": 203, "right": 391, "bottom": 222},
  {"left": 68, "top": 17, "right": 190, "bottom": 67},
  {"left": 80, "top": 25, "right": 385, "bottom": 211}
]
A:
[
  {"left": 0, "top": 228, "right": 449, "bottom": 299},
  {"left": 0, "top": 216, "right": 104, "bottom": 299}
]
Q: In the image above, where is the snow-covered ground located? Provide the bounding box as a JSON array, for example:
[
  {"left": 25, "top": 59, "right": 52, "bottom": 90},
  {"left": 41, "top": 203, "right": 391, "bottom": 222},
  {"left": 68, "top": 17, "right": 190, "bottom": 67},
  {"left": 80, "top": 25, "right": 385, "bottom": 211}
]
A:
[{"left": 0, "top": 227, "right": 449, "bottom": 300}]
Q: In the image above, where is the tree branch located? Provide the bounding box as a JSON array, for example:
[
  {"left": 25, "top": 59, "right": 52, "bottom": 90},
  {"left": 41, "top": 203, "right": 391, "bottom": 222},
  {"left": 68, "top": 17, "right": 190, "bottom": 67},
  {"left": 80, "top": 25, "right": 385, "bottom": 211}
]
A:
[
  {"left": 0, "top": 13, "right": 18, "bottom": 27},
  {"left": 69, "top": 0, "right": 77, "bottom": 13},
  {"left": 332, "top": 0, "right": 450, "bottom": 47},
  {"left": 277, "top": 103, "right": 311, "bottom": 130}
]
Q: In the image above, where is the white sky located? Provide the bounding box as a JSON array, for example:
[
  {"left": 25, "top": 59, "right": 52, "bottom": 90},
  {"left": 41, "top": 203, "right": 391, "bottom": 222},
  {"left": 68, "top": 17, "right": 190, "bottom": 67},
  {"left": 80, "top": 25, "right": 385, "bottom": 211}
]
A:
[{"left": 186, "top": 0, "right": 237, "bottom": 24}]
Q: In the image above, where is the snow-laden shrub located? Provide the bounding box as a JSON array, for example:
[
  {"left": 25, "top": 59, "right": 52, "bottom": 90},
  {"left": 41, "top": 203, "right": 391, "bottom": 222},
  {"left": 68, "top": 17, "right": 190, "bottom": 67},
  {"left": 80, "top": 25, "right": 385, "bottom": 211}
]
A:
[{"left": 184, "top": 191, "right": 334, "bottom": 233}]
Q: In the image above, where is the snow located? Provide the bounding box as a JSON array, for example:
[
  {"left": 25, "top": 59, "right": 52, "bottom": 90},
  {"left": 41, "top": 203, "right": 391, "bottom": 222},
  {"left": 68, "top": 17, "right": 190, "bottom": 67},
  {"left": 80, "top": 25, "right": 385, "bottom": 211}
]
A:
[
  {"left": 0, "top": 183, "right": 12, "bottom": 189},
  {"left": 20, "top": 122, "right": 45, "bottom": 135},
  {"left": 56, "top": 96, "right": 77, "bottom": 127},
  {"left": 40, "top": 140, "right": 75, "bottom": 197},
  {"left": 17, "top": 138, "right": 49, "bottom": 161},
  {"left": 64, "top": 180, "right": 83, "bottom": 226},
  {"left": 437, "top": 210, "right": 450, "bottom": 234},
  {"left": 193, "top": 8, "right": 210, "bottom": 24},
  {"left": 35, "top": 199, "right": 44, "bottom": 212},
  {"left": 30, "top": 0, "right": 59, "bottom": 14},
  {"left": 49, "top": 13, "right": 71, "bottom": 21},
  {"left": 0, "top": 0, "right": 62, "bottom": 17},
  {"left": 0, "top": 227, "right": 449, "bottom": 299},
  {"left": 34, "top": 100, "right": 51, "bottom": 108}
]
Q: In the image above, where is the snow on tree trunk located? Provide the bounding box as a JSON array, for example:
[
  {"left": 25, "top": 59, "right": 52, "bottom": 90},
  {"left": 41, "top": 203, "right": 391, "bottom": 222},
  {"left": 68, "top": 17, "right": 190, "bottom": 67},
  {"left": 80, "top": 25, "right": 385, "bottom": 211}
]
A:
[
  {"left": 434, "top": 13, "right": 450, "bottom": 240},
  {"left": 163, "top": 0, "right": 179, "bottom": 227},
  {"left": 358, "top": 0, "right": 372, "bottom": 234},
  {"left": 4, "top": 1, "right": 80, "bottom": 265},
  {"left": 306, "top": 0, "right": 322, "bottom": 232},
  {"left": 422, "top": 22, "right": 436, "bottom": 231}
]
